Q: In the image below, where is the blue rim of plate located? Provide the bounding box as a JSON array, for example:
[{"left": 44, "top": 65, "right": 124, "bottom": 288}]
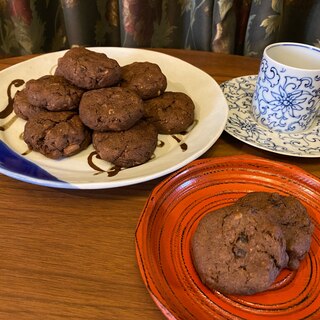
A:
[
  {"left": 220, "top": 75, "right": 320, "bottom": 158},
  {"left": 0, "top": 140, "right": 67, "bottom": 187}
]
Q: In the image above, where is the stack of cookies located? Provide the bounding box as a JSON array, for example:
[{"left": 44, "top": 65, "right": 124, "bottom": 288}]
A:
[
  {"left": 13, "top": 47, "right": 195, "bottom": 167},
  {"left": 191, "top": 192, "right": 314, "bottom": 295}
]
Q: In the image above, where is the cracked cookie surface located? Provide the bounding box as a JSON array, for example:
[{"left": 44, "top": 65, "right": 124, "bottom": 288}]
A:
[
  {"left": 92, "top": 120, "right": 158, "bottom": 168},
  {"left": 13, "top": 88, "right": 45, "bottom": 120},
  {"left": 23, "top": 111, "right": 91, "bottom": 159},
  {"left": 121, "top": 62, "right": 167, "bottom": 100},
  {"left": 55, "top": 47, "right": 121, "bottom": 90},
  {"left": 79, "top": 87, "right": 144, "bottom": 132},
  {"left": 191, "top": 204, "right": 289, "bottom": 295},
  {"left": 143, "top": 91, "right": 195, "bottom": 134},
  {"left": 236, "top": 192, "right": 314, "bottom": 270},
  {"left": 25, "top": 75, "right": 84, "bottom": 111}
]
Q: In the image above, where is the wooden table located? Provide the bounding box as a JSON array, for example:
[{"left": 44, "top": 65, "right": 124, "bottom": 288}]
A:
[{"left": 0, "top": 49, "right": 319, "bottom": 320}]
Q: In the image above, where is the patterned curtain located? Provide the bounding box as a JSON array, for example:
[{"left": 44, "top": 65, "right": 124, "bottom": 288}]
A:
[{"left": 0, "top": 0, "right": 319, "bottom": 58}]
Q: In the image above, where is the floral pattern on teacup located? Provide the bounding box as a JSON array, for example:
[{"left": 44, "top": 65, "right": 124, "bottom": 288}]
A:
[{"left": 252, "top": 58, "right": 320, "bottom": 132}]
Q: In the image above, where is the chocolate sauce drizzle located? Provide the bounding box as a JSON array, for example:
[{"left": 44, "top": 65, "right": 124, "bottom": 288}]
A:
[
  {"left": 174, "top": 120, "right": 199, "bottom": 151},
  {"left": 171, "top": 135, "right": 188, "bottom": 151},
  {"left": 88, "top": 151, "right": 104, "bottom": 174},
  {"left": 18, "top": 132, "right": 32, "bottom": 155},
  {"left": 0, "top": 115, "right": 17, "bottom": 131},
  {"left": 87, "top": 151, "right": 122, "bottom": 177},
  {"left": 21, "top": 149, "right": 32, "bottom": 156},
  {"left": 107, "top": 165, "right": 122, "bottom": 177},
  {"left": 169, "top": 119, "right": 199, "bottom": 151},
  {"left": 1, "top": 79, "right": 25, "bottom": 119},
  {"left": 0, "top": 79, "right": 25, "bottom": 131}
]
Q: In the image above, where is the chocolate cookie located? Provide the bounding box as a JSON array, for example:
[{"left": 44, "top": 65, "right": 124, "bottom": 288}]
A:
[
  {"left": 143, "top": 91, "right": 195, "bottom": 134},
  {"left": 79, "top": 87, "right": 144, "bottom": 131},
  {"left": 25, "top": 75, "right": 84, "bottom": 111},
  {"left": 92, "top": 120, "right": 158, "bottom": 168},
  {"left": 236, "top": 192, "right": 314, "bottom": 270},
  {"left": 191, "top": 204, "right": 288, "bottom": 295},
  {"left": 55, "top": 47, "right": 121, "bottom": 89},
  {"left": 13, "top": 89, "right": 45, "bottom": 120},
  {"left": 121, "top": 62, "right": 167, "bottom": 100},
  {"left": 23, "top": 111, "right": 91, "bottom": 159}
]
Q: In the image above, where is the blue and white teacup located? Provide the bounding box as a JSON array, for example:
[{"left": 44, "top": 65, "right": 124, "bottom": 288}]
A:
[{"left": 252, "top": 42, "right": 320, "bottom": 133}]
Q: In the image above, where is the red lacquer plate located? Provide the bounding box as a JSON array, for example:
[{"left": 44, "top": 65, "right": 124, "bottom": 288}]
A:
[{"left": 135, "top": 155, "right": 320, "bottom": 319}]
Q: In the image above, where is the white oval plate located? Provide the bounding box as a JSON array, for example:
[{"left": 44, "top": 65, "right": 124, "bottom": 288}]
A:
[{"left": 0, "top": 47, "right": 228, "bottom": 189}]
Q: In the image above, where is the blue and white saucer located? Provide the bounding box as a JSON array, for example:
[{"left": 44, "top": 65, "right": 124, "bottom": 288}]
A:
[{"left": 221, "top": 75, "right": 320, "bottom": 157}]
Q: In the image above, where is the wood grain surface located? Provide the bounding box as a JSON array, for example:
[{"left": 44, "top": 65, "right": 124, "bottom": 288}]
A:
[{"left": 0, "top": 48, "right": 319, "bottom": 320}]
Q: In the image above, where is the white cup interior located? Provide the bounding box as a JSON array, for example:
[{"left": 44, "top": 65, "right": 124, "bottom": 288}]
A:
[{"left": 266, "top": 43, "right": 320, "bottom": 70}]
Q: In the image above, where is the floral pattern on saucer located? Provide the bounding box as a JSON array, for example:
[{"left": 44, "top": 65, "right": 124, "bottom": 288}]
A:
[{"left": 220, "top": 75, "right": 320, "bottom": 157}]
